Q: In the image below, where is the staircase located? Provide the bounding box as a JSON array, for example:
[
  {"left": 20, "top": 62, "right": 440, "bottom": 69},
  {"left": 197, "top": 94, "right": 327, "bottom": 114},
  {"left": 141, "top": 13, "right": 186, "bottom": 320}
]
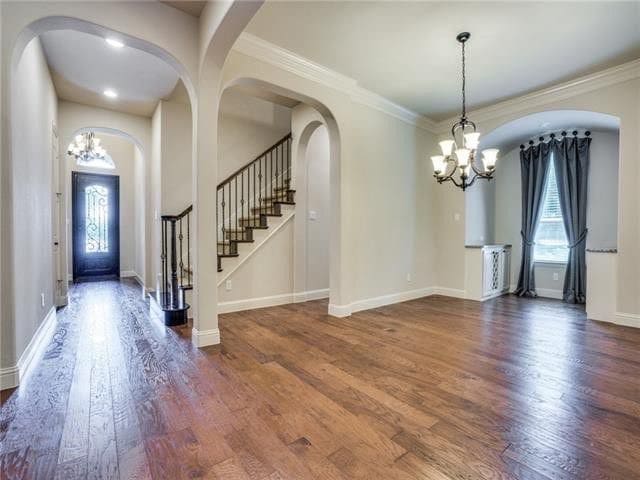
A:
[
  {"left": 157, "top": 205, "right": 193, "bottom": 326},
  {"left": 154, "top": 133, "right": 294, "bottom": 326},
  {"left": 217, "top": 133, "right": 295, "bottom": 273}
]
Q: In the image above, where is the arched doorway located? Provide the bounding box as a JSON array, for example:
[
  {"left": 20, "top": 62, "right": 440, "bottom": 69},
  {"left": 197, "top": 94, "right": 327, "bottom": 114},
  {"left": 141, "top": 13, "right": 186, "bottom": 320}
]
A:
[{"left": 216, "top": 79, "right": 343, "bottom": 315}]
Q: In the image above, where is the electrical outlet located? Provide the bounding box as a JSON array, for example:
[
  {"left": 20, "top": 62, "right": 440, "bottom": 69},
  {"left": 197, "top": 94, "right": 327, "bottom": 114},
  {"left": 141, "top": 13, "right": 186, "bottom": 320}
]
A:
[
  {"left": 309, "top": 210, "right": 317, "bottom": 221},
  {"left": 407, "top": 273, "right": 412, "bottom": 283},
  {"left": 553, "top": 272, "right": 559, "bottom": 281},
  {"left": 40, "top": 293, "right": 45, "bottom": 308},
  {"left": 225, "top": 280, "right": 232, "bottom": 291},
  {"left": 454, "top": 213, "right": 461, "bottom": 221}
]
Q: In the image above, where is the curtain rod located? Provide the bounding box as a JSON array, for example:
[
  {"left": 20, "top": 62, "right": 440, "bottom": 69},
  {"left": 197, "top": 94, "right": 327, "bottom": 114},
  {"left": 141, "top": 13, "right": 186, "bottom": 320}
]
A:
[{"left": 520, "top": 130, "right": 591, "bottom": 150}]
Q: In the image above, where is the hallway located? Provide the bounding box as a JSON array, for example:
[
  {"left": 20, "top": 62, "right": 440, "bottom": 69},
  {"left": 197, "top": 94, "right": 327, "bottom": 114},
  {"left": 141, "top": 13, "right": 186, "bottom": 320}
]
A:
[{"left": 2, "top": 280, "right": 640, "bottom": 479}]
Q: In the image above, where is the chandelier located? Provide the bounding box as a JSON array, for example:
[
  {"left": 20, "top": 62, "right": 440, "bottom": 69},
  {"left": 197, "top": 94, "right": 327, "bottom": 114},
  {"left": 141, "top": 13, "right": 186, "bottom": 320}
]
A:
[
  {"left": 431, "top": 32, "right": 498, "bottom": 191},
  {"left": 67, "top": 131, "right": 114, "bottom": 169}
]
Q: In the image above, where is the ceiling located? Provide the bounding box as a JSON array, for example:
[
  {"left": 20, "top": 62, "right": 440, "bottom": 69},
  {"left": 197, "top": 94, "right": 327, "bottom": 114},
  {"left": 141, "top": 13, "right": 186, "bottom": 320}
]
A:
[
  {"left": 160, "top": 1, "right": 206, "bottom": 17},
  {"left": 246, "top": 1, "right": 640, "bottom": 120},
  {"left": 40, "top": 30, "right": 180, "bottom": 117}
]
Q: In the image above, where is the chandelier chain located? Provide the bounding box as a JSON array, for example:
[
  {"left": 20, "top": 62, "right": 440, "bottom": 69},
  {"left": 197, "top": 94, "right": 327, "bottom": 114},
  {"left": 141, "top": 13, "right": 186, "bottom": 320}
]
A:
[{"left": 461, "top": 40, "right": 466, "bottom": 120}]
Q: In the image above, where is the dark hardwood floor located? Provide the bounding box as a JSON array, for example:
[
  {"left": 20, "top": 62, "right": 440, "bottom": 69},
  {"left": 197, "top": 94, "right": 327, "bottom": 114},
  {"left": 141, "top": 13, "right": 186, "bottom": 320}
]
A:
[{"left": 2, "top": 279, "right": 640, "bottom": 479}]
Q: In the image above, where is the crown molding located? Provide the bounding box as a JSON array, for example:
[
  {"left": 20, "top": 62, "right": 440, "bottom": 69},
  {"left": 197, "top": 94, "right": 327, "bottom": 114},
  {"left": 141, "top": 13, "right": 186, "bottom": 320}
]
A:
[
  {"left": 232, "top": 33, "right": 437, "bottom": 132},
  {"left": 434, "top": 59, "right": 640, "bottom": 133}
]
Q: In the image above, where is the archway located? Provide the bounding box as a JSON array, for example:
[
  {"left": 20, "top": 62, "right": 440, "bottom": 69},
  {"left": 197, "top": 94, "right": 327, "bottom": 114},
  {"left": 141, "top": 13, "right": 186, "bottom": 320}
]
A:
[
  {"left": 464, "top": 109, "right": 621, "bottom": 317},
  {"left": 217, "top": 78, "right": 343, "bottom": 315},
  {"left": 1, "top": 13, "right": 197, "bottom": 388}
]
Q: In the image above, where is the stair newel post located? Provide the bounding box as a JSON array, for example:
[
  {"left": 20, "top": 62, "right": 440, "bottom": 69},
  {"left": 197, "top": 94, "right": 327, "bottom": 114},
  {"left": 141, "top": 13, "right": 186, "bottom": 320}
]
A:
[{"left": 170, "top": 218, "right": 179, "bottom": 309}]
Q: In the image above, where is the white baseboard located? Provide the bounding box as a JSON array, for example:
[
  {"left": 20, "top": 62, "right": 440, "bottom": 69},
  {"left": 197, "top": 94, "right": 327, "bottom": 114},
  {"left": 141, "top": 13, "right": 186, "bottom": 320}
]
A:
[
  {"left": 293, "top": 288, "right": 329, "bottom": 303},
  {"left": 613, "top": 312, "right": 640, "bottom": 328},
  {"left": 432, "top": 287, "right": 466, "bottom": 299},
  {"left": 218, "top": 293, "right": 294, "bottom": 314},
  {"left": 328, "top": 287, "right": 438, "bottom": 318},
  {"left": 191, "top": 327, "right": 220, "bottom": 347},
  {"left": 0, "top": 366, "right": 19, "bottom": 391},
  {"left": 1, "top": 306, "right": 57, "bottom": 390},
  {"left": 218, "top": 288, "right": 330, "bottom": 314},
  {"left": 121, "top": 270, "right": 145, "bottom": 287},
  {"left": 328, "top": 303, "right": 352, "bottom": 318},
  {"left": 536, "top": 288, "right": 564, "bottom": 300}
]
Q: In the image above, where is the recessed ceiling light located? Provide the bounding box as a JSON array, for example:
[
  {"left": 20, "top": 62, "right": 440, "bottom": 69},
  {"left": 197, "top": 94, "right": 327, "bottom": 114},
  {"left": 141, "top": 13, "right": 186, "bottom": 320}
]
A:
[
  {"left": 103, "top": 89, "right": 118, "bottom": 98},
  {"left": 105, "top": 38, "right": 124, "bottom": 48}
]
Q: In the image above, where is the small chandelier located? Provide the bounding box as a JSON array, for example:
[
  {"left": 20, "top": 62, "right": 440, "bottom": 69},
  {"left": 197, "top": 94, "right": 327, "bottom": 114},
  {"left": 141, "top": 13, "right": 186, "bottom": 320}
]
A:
[
  {"left": 431, "top": 32, "right": 498, "bottom": 191},
  {"left": 67, "top": 131, "right": 114, "bottom": 169}
]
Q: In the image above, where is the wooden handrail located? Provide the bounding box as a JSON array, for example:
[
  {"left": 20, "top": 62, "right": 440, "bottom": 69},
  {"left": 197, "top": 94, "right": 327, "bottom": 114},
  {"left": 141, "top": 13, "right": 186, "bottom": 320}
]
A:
[
  {"left": 217, "top": 133, "right": 292, "bottom": 189},
  {"left": 161, "top": 204, "right": 193, "bottom": 221}
]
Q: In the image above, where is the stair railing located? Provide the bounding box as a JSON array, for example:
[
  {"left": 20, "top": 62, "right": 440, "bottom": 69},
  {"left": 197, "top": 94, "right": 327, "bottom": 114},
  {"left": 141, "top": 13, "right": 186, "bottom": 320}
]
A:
[
  {"left": 160, "top": 204, "right": 193, "bottom": 309},
  {"left": 216, "top": 133, "right": 292, "bottom": 271}
]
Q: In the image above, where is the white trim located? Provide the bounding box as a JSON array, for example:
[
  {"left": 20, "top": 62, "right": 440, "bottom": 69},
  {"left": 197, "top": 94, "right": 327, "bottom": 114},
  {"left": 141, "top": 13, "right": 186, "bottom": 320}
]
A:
[
  {"left": 328, "top": 303, "right": 352, "bottom": 318},
  {"left": 232, "top": 33, "right": 436, "bottom": 131},
  {"left": 191, "top": 327, "right": 220, "bottom": 347},
  {"left": 1, "top": 307, "right": 57, "bottom": 390},
  {"left": 435, "top": 58, "right": 640, "bottom": 131},
  {"left": 233, "top": 34, "right": 640, "bottom": 134},
  {"left": 613, "top": 312, "right": 640, "bottom": 328},
  {"left": 0, "top": 366, "right": 19, "bottom": 391},
  {"left": 218, "top": 293, "right": 293, "bottom": 314},
  {"left": 349, "top": 287, "right": 435, "bottom": 314},
  {"left": 432, "top": 287, "right": 466, "bottom": 299},
  {"left": 293, "top": 288, "right": 330, "bottom": 303},
  {"left": 121, "top": 270, "right": 144, "bottom": 286},
  {"left": 217, "top": 211, "right": 295, "bottom": 287},
  {"left": 536, "top": 288, "right": 564, "bottom": 300}
]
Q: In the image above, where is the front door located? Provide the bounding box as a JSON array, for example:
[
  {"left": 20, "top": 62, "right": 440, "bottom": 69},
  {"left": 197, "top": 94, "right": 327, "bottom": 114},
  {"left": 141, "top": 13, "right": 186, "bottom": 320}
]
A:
[{"left": 72, "top": 172, "right": 120, "bottom": 280}]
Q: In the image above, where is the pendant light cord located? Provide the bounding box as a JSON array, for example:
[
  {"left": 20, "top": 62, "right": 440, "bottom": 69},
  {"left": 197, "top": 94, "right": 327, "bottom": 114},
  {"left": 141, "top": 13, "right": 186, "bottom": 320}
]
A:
[{"left": 461, "top": 40, "right": 466, "bottom": 120}]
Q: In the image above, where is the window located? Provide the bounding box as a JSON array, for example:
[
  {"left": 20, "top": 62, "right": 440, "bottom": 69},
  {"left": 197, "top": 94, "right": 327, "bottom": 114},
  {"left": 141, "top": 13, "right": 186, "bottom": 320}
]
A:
[
  {"left": 534, "top": 158, "right": 568, "bottom": 263},
  {"left": 85, "top": 185, "right": 109, "bottom": 253}
]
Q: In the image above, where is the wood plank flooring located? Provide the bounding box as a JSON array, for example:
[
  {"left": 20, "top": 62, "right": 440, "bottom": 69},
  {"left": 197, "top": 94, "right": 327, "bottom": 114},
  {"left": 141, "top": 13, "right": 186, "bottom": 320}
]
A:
[{"left": 2, "top": 279, "right": 640, "bottom": 479}]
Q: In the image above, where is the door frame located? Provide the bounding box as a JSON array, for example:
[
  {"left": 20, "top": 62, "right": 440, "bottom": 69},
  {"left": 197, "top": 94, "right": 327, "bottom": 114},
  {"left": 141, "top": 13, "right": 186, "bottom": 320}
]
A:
[{"left": 72, "top": 171, "right": 120, "bottom": 281}]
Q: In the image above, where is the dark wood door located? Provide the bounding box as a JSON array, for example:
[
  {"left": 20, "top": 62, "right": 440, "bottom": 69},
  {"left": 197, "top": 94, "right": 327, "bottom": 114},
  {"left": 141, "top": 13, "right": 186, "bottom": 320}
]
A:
[{"left": 72, "top": 172, "right": 120, "bottom": 281}]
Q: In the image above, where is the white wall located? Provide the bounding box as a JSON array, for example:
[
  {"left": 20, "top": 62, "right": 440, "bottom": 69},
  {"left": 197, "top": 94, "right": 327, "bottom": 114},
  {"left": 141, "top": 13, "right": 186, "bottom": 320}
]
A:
[
  {"left": 305, "top": 125, "right": 330, "bottom": 292},
  {"left": 218, "top": 89, "right": 291, "bottom": 181},
  {"left": 150, "top": 99, "right": 193, "bottom": 291},
  {"left": 57, "top": 100, "right": 151, "bottom": 286},
  {"left": 493, "top": 130, "right": 620, "bottom": 296},
  {"left": 8, "top": 37, "right": 58, "bottom": 365},
  {"left": 64, "top": 133, "right": 140, "bottom": 279}
]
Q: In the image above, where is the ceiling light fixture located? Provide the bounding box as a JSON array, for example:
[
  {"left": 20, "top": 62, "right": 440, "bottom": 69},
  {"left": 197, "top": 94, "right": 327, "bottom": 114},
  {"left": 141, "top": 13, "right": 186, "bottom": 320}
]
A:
[
  {"left": 103, "top": 89, "right": 118, "bottom": 98},
  {"left": 105, "top": 37, "right": 124, "bottom": 48},
  {"left": 431, "top": 32, "right": 498, "bottom": 191},
  {"left": 67, "top": 131, "right": 115, "bottom": 169}
]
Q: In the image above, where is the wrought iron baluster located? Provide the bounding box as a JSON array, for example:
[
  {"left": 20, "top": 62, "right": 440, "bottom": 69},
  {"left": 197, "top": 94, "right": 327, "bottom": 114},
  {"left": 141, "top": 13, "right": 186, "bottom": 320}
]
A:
[
  {"left": 179, "top": 217, "right": 183, "bottom": 288},
  {"left": 187, "top": 211, "right": 191, "bottom": 284}
]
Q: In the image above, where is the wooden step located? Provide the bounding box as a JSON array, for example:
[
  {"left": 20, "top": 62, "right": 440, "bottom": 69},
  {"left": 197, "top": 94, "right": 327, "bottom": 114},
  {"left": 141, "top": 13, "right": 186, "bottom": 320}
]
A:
[
  {"left": 217, "top": 242, "right": 237, "bottom": 255},
  {"left": 251, "top": 204, "right": 280, "bottom": 215}
]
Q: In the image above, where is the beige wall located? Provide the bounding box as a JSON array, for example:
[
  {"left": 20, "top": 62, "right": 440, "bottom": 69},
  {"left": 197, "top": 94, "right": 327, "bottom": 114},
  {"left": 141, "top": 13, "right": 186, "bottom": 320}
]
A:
[
  {"left": 7, "top": 37, "right": 58, "bottom": 366},
  {"left": 64, "top": 133, "right": 141, "bottom": 279},
  {"left": 305, "top": 125, "right": 330, "bottom": 292},
  {"left": 218, "top": 90, "right": 291, "bottom": 181},
  {"left": 151, "top": 99, "right": 193, "bottom": 291}
]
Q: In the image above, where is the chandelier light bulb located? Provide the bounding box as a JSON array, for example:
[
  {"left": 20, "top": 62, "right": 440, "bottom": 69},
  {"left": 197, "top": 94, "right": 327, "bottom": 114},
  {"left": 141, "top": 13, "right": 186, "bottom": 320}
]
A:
[
  {"left": 439, "top": 140, "right": 455, "bottom": 157},
  {"left": 464, "top": 132, "right": 481, "bottom": 150},
  {"left": 482, "top": 149, "right": 499, "bottom": 170},
  {"left": 455, "top": 148, "right": 470, "bottom": 167},
  {"left": 431, "top": 155, "right": 446, "bottom": 176}
]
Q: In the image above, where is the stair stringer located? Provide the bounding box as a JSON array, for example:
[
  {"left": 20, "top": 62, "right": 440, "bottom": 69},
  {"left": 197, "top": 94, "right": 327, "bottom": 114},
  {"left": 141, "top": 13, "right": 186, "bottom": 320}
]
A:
[{"left": 216, "top": 205, "right": 295, "bottom": 287}]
